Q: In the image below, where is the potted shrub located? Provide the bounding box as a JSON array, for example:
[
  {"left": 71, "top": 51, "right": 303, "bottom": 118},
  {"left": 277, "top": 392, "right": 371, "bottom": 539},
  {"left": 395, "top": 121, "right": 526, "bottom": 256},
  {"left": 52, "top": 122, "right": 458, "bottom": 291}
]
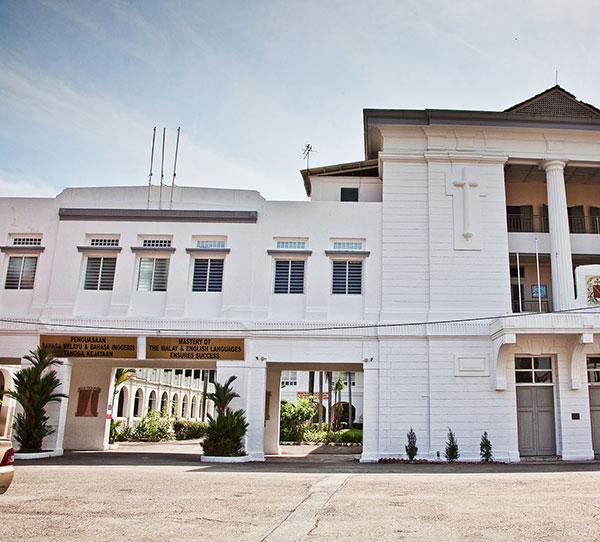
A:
[
  {"left": 4, "top": 348, "right": 67, "bottom": 453},
  {"left": 201, "top": 376, "right": 249, "bottom": 459}
]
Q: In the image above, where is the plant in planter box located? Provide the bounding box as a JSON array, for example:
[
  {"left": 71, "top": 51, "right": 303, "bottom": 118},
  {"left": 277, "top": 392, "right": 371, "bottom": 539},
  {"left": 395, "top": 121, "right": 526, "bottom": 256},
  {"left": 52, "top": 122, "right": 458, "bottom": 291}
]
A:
[
  {"left": 202, "top": 376, "right": 249, "bottom": 457},
  {"left": 4, "top": 348, "right": 67, "bottom": 453}
]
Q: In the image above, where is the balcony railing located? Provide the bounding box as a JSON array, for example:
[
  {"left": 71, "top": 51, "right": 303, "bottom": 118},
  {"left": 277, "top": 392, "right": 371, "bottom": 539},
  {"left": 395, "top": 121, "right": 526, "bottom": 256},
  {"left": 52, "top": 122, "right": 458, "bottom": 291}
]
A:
[
  {"left": 507, "top": 214, "right": 600, "bottom": 234},
  {"left": 512, "top": 299, "right": 550, "bottom": 313}
]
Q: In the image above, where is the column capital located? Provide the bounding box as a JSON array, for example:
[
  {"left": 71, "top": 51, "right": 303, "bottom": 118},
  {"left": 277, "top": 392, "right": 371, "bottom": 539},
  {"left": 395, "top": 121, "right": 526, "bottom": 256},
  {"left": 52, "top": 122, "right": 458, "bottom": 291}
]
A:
[{"left": 540, "top": 159, "right": 567, "bottom": 172}]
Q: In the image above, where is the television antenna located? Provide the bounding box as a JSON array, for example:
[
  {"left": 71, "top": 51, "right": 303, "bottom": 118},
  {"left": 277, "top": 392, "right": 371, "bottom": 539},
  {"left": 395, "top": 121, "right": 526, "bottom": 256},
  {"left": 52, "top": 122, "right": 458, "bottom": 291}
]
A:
[{"left": 302, "top": 143, "right": 315, "bottom": 171}]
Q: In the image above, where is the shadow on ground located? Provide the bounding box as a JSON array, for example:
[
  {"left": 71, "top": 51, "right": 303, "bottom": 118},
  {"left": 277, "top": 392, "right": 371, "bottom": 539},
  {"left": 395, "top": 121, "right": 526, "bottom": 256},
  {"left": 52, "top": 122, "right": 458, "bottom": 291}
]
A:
[{"left": 14, "top": 441, "right": 600, "bottom": 474}]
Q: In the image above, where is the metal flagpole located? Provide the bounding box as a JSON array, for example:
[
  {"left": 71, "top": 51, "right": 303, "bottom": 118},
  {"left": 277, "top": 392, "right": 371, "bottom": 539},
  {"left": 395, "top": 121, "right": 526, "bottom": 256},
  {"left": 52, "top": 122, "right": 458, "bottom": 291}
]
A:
[
  {"left": 146, "top": 127, "right": 156, "bottom": 209},
  {"left": 535, "top": 237, "right": 542, "bottom": 312},
  {"left": 159, "top": 128, "right": 165, "bottom": 210},
  {"left": 169, "top": 127, "right": 180, "bottom": 210},
  {"left": 516, "top": 252, "right": 523, "bottom": 312}
]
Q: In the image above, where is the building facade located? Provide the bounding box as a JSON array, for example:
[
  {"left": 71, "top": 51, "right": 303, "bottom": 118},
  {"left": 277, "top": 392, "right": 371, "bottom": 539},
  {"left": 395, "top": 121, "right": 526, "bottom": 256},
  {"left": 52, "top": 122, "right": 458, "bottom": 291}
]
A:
[{"left": 1, "top": 85, "right": 599, "bottom": 461}]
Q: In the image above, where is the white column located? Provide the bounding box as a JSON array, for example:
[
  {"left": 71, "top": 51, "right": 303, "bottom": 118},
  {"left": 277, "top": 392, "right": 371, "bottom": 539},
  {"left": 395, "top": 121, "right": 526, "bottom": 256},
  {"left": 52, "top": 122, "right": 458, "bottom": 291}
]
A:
[
  {"left": 360, "top": 360, "right": 379, "bottom": 463},
  {"left": 543, "top": 159, "right": 574, "bottom": 311},
  {"left": 43, "top": 357, "right": 72, "bottom": 454},
  {"left": 264, "top": 367, "right": 282, "bottom": 455},
  {"left": 216, "top": 358, "right": 266, "bottom": 461}
]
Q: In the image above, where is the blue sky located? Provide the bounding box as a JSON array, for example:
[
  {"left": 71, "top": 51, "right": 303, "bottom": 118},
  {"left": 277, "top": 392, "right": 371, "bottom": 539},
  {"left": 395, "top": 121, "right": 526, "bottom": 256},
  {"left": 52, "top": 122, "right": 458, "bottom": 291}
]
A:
[{"left": 1, "top": 0, "right": 600, "bottom": 200}]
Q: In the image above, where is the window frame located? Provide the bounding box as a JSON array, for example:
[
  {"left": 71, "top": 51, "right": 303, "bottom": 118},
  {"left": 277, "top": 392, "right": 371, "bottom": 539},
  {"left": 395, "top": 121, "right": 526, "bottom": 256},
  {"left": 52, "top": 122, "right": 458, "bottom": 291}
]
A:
[
  {"left": 273, "top": 258, "right": 305, "bottom": 294},
  {"left": 84, "top": 256, "right": 117, "bottom": 291},
  {"left": 331, "top": 259, "right": 363, "bottom": 295},
  {"left": 137, "top": 257, "right": 170, "bottom": 292},
  {"left": 514, "top": 356, "right": 554, "bottom": 385},
  {"left": 4, "top": 255, "right": 38, "bottom": 290},
  {"left": 192, "top": 257, "right": 225, "bottom": 292}
]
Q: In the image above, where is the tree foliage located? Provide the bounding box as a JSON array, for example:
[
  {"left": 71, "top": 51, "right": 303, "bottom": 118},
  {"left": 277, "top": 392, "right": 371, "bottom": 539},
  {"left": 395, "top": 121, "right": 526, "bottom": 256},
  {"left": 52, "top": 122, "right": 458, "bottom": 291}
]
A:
[
  {"left": 480, "top": 431, "right": 493, "bottom": 462},
  {"left": 444, "top": 427, "right": 460, "bottom": 462},
  {"left": 280, "top": 397, "right": 317, "bottom": 442},
  {"left": 4, "top": 348, "right": 67, "bottom": 453},
  {"left": 202, "top": 376, "right": 249, "bottom": 456},
  {"left": 405, "top": 427, "right": 418, "bottom": 461}
]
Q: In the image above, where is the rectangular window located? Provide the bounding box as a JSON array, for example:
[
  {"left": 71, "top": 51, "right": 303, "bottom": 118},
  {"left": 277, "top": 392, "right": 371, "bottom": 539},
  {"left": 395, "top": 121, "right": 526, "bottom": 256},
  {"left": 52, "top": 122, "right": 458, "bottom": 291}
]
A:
[
  {"left": 515, "top": 356, "right": 553, "bottom": 384},
  {"left": 588, "top": 357, "right": 600, "bottom": 384},
  {"left": 340, "top": 187, "right": 359, "bottom": 201},
  {"left": 137, "top": 258, "right": 169, "bottom": 291},
  {"left": 12, "top": 237, "right": 41, "bottom": 246},
  {"left": 142, "top": 239, "right": 172, "bottom": 248},
  {"left": 5, "top": 256, "right": 37, "bottom": 289},
  {"left": 332, "top": 241, "right": 363, "bottom": 250},
  {"left": 332, "top": 260, "right": 362, "bottom": 294},
  {"left": 90, "top": 238, "right": 119, "bottom": 247},
  {"left": 281, "top": 371, "right": 297, "bottom": 386},
  {"left": 196, "top": 239, "right": 226, "bottom": 249},
  {"left": 192, "top": 259, "right": 224, "bottom": 292},
  {"left": 84, "top": 257, "right": 117, "bottom": 290},
  {"left": 276, "top": 240, "right": 306, "bottom": 249},
  {"left": 274, "top": 260, "right": 305, "bottom": 294}
]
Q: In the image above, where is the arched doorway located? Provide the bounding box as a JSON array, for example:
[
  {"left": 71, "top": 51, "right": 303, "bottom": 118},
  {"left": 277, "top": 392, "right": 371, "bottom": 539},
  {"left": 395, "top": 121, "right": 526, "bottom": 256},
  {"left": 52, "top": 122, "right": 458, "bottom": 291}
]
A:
[
  {"left": 160, "top": 392, "right": 168, "bottom": 415},
  {"left": 133, "top": 389, "right": 144, "bottom": 417},
  {"left": 116, "top": 387, "right": 129, "bottom": 418},
  {"left": 148, "top": 390, "right": 157, "bottom": 412},
  {"left": 332, "top": 402, "right": 356, "bottom": 428},
  {"left": 191, "top": 396, "right": 198, "bottom": 419},
  {"left": 182, "top": 395, "right": 189, "bottom": 418},
  {"left": 171, "top": 394, "right": 179, "bottom": 417}
]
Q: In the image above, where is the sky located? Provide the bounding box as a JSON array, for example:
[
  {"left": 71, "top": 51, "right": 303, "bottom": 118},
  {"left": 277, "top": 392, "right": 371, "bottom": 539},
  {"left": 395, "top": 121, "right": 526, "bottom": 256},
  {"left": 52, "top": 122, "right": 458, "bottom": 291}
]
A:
[{"left": 1, "top": 0, "right": 600, "bottom": 201}]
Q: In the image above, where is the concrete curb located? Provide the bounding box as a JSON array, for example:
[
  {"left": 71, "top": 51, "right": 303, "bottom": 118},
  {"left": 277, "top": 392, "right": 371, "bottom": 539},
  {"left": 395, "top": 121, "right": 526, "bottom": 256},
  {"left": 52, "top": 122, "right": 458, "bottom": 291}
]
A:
[
  {"left": 201, "top": 455, "right": 251, "bottom": 463},
  {"left": 15, "top": 450, "right": 63, "bottom": 460}
]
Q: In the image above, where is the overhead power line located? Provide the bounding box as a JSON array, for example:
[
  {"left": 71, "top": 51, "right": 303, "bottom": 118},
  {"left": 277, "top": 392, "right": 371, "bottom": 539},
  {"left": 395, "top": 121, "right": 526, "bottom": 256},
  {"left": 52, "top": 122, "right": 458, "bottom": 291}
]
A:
[{"left": 0, "top": 306, "right": 597, "bottom": 335}]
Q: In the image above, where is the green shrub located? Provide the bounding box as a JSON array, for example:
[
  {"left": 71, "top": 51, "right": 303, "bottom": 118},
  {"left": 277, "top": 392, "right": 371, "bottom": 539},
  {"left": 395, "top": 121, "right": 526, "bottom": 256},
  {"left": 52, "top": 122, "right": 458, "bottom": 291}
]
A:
[
  {"left": 405, "top": 427, "right": 418, "bottom": 461},
  {"left": 444, "top": 427, "right": 460, "bottom": 462},
  {"left": 115, "top": 423, "right": 133, "bottom": 442},
  {"left": 173, "top": 420, "right": 208, "bottom": 440},
  {"left": 339, "top": 429, "right": 363, "bottom": 443},
  {"left": 202, "top": 376, "right": 249, "bottom": 457},
  {"left": 130, "top": 410, "right": 173, "bottom": 441},
  {"left": 480, "top": 431, "right": 493, "bottom": 462},
  {"left": 5, "top": 348, "right": 67, "bottom": 453},
  {"left": 279, "top": 398, "right": 317, "bottom": 442},
  {"left": 303, "top": 429, "right": 328, "bottom": 443}
]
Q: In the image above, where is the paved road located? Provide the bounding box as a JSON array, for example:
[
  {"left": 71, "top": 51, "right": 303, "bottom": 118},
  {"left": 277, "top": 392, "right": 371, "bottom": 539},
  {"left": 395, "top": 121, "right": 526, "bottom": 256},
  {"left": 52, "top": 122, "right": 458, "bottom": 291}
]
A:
[{"left": 2, "top": 443, "right": 600, "bottom": 541}]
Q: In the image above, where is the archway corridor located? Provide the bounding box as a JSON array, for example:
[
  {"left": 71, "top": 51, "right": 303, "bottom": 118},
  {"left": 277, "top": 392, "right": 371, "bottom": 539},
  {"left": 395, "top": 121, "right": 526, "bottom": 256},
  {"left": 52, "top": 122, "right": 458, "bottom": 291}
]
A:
[{"left": 264, "top": 362, "right": 364, "bottom": 462}]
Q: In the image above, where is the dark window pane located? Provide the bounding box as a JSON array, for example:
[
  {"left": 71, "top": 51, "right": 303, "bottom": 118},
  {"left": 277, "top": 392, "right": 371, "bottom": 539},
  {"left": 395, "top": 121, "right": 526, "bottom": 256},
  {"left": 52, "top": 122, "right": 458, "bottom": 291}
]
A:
[
  {"left": 515, "top": 357, "right": 532, "bottom": 370},
  {"left": 20, "top": 257, "right": 37, "bottom": 289},
  {"left": 332, "top": 261, "right": 347, "bottom": 294},
  {"left": 152, "top": 259, "right": 169, "bottom": 291},
  {"left": 5, "top": 257, "right": 23, "bottom": 289},
  {"left": 534, "top": 371, "right": 552, "bottom": 383},
  {"left": 192, "top": 259, "right": 208, "bottom": 292},
  {"left": 340, "top": 187, "right": 359, "bottom": 201},
  {"left": 515, "top": 372, "right": 533, "bottom": 383},
  {"left": 289, "top": 260, "right": 304, "bottom": 294},
  {"left": 347, "top": 261, "right": 362, "bottom": 294},
  {"left": 274, "top": 260, "right": 290, "bottom": 293},
  {"left": 534, "top": 357, "right": 552, "bottom": 370},
  {"left": 207, "top": 259, "right": 224, "bottom": 292},
  {"left": 99, "top": 258, "right": 116, "bottom": 290},
  {"left": 84, "top": 258, "right": 101, "bottom": 290}
]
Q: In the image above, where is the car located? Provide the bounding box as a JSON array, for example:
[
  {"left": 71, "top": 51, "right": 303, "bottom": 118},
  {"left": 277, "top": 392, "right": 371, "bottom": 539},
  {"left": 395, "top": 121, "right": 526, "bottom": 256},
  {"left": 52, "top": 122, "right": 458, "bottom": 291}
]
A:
[{"left": 0, "top": 439, "right": 15, "bottom": 494}]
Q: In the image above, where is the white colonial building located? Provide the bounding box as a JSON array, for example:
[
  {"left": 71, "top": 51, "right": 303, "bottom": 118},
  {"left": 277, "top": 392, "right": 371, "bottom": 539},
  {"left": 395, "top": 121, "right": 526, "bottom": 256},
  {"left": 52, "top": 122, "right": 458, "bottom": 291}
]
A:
[{"left": 1, "top": 85, "right": 600, "bottom": 461}]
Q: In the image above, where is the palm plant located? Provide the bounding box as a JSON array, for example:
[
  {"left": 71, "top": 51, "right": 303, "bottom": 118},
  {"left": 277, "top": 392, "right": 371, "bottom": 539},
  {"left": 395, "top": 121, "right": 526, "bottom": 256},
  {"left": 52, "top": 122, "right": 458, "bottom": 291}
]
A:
[
  {"left": 4, "top": 348, "right": 67, "bottom": 453},
  {"left": 112, "top": 368, "right": 136, "bottom": 402},
  {"left": 202, "top": 376, "right": 249, "bottom": 457},
  {"left": 333, "top": 375, "right": 345, "bottom": 431}
]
